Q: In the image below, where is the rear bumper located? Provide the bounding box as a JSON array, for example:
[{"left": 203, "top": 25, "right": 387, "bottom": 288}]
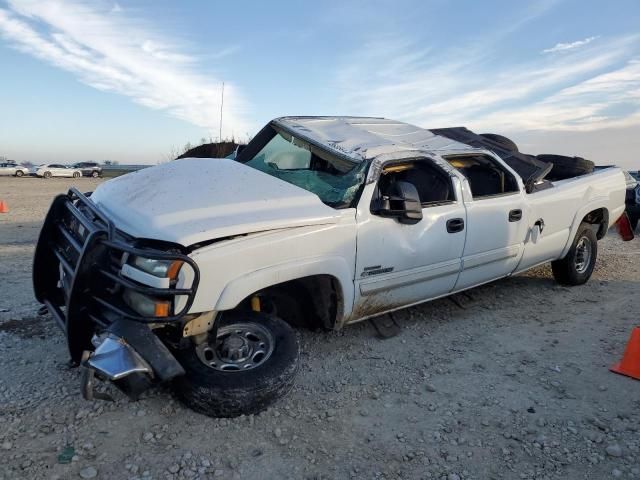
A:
[{"left": 33, "top": 188, "right": 195, "bottom": 393}]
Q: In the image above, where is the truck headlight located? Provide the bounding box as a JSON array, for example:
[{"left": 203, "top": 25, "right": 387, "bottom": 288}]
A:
[
  {"left": 123, "top": 289, "right": 171, "bottom": 317},
  {"left": 131, "top": 256, "right": 183, "bottom": 279}
]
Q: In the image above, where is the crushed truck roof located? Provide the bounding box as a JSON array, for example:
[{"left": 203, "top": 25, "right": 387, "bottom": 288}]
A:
[
  {"left": 273, "top": 116, "right": 551, "bottom": 186},
  {"left": 273, "top": 116, "right": 475, "bottom": 162}
]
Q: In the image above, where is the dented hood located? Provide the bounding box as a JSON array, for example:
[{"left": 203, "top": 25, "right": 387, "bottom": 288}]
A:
[{"left": 90, "top": 158, "right": 341, "bottom": 246}]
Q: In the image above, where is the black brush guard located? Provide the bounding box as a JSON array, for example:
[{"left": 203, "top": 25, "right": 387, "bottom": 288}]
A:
[{"left": 33, "top": 188, "right": 198, "bottom": 381}]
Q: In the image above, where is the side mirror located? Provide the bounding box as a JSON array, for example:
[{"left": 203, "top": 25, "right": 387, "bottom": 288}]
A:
[{"left": 374, "top": 180, "right": 423, "bottom": 224}]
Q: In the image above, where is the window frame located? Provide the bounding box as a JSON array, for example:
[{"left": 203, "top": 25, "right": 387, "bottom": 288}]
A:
[
  {"left": 443, "top": 153, "right": 520, "bottom": 201},
  {"left": 235, "top": 123, "right": 369, "bottom": 209},
  {"left": 370, "top": 157, "right": 457, "bottom": 213}
]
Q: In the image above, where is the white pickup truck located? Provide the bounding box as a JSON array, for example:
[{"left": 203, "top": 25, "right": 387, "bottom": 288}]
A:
[{"left": 33, "top": 116, "right": 632, "bottom": 417}]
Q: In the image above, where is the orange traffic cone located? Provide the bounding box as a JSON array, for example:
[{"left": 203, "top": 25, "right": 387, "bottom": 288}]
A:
[
  {"left": 610, "top": 327, "right": 640, "bottom": 380},
  {"left": 0, "top": 201, "right": 8, "bottom": 213}
]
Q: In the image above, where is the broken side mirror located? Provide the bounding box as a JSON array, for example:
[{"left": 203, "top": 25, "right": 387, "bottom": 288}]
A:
[{"left": 375, "top": 180, "right": 423, "bottom": 224}]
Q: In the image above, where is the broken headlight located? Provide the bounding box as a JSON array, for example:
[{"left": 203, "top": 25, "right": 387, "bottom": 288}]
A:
[
  {"left": 123, "top": 289, "right": 171, "bottom": 318},
  {"left": 130, "top": 256, "right": 183, "bottom": 279}
]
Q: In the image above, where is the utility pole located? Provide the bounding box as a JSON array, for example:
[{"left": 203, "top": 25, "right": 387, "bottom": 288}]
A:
[{"left": 219, "top": 81, "right": 225, "bottom": 142}]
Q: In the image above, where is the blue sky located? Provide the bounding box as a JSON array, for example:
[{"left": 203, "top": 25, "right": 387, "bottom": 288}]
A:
[{"left": 0, "top": 0, "right": 639, "bottom": 167}]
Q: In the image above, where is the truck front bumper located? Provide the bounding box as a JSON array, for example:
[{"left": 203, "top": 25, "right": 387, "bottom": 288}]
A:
[
  {"left": 33, "top": 188, "right": 197, "bottom": 399},
  {"left": 81, "top": 335, "right": 152, "bottom": 401},
  {"left": 80, "top": 318, "right": 187, "bottom": 400}
]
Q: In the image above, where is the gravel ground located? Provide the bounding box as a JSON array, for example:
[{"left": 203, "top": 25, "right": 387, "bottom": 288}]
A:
[{"left": 0, "top": 176, "right": 639, "bottom": 480}]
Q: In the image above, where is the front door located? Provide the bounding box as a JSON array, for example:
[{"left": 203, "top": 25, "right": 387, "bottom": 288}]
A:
[{"left": 351, "top": 158, "right": 467, "bottom": 321}]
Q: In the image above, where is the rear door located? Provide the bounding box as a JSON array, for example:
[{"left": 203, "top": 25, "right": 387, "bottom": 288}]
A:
[{"left": 445, "top": 153, "right": 528, "bottom": 291}]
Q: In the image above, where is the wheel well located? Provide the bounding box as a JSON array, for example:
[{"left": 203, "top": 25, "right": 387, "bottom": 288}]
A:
[
  {"left": 582, "top": 208, "right": 609, "bottom": 239},
  {"left": 238, "top": 275, "right": 342, "bottom": 330}
]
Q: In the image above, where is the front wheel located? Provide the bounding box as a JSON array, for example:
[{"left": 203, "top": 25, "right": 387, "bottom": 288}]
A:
[
  {"left": 73, "top": 172, "right": 81, "bottom": 178},
  {"left": 15, "top": 170, "right": 24, "bottom": 177},
  {"left": 551, "top": 222, "right": 597, "bottom": 285},
  {"left": 172, "top": 310, "right": 300, "bottom": 417},
  {"left": 91, "top": 170, "right": 99, "bottom": 178},
  {"left": 43, "top": 171, "right": 52, "bottom": 179}
]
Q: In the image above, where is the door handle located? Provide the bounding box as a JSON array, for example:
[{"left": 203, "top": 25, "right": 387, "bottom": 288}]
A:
[
  {"left": 509, "top": 209, "right": 522, "bottom": 222},
  {"left": 446, "top": 218, "right": 465, "bottom": 233}
]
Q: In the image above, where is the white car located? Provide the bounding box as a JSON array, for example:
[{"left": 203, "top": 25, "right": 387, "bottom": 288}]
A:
[
  {"left": 36, "top": 164, "right": 83, "bottom": 179},
  {"left": 0, "top": 163, "right": 29, "bottom": 177},
  {"left": 33, "top": 116, "right": 632, "bottom": 418}
]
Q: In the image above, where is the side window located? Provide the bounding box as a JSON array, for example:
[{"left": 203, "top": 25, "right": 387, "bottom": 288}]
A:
[
  {"left": 445, "top": 154, "right": 519, "bottom": 199},
  {"left": 377, "top": 161, "right": 455, "bottom": 207}
]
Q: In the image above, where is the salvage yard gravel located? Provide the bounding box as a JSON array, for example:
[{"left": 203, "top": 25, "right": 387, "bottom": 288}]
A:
[{"left": 0, "top": 177, "right": 639, "bottom": 479}]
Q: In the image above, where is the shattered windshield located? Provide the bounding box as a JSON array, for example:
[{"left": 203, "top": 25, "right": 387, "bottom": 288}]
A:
[{"left": 238, "top": 126, "right": 367, "bottom": 208}]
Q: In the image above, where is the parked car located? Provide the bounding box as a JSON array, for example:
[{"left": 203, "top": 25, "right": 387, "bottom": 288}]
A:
[
  {"left": 0, "top": 162, "right": 29, "bottom": 177},
  {"left": 35, "top": 164, "right": 83, "bottom": 179},
  {"left": 72, "top": 162, "right": 102, "bottom": 178},
  {"left": 33, "top": 116, "right": 632, "bottom": 418}
]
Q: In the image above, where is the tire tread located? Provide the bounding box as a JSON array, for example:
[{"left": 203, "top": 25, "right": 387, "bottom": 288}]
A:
[{"left": 172, "top": 311, "right": 300, "bottom": 417}]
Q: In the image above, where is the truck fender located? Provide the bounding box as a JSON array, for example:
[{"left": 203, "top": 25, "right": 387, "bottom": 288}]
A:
[
  {"left": 559, "top": 198, "right": 609, "bottom": 258},
  {"left": 215, "top": 256, "right": 355, "bottom": 322}
]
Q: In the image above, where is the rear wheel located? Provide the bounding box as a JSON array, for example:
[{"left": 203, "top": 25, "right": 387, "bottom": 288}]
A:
[
  {"left": 15, "top": 170, "right": 24, "bottom": 177},
  {"left": 172, "top": 310, "right": 300, "bottom": 417},
  {"left": 551, "top": 222, "right": 598, "bottom": 285},
  {"left": 73, "top": 172, "right": 81, "bottom": 178},
  {"left": 91, "top": 171, "right": 99, "bottom": 178}
]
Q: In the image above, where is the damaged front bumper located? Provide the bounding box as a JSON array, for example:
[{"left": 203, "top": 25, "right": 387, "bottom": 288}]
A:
[
  {"left": 33, "top": 188, "right": 197, "bottom": 399},
  {"left": 86, "top": 335, "right": 152, "bottom": 382},
  {"left": 80, "top": 336, "right": 151, "bottom": 401},
  {"left": 79, "top": 318, "right": 188, "bottom": 399}
]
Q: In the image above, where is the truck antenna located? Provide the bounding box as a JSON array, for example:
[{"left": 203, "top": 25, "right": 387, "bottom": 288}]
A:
[{"left": 219, "top": 81, "right": 225, "bottom": 142}]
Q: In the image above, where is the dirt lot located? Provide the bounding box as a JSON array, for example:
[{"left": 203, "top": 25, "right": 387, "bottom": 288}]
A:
[{"left": 0, "top": 176, "right": 639, "bottom": 480}]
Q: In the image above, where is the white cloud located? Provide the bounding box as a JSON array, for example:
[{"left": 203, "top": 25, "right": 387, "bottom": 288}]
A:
[
  {"left": 542, "top": 36, "right": 599, "bottom": 54},
  {"left": 336, "top": 29, "right": 640, "bottom": 134},
  {"left": 0, "top": 0, "right": 249, "bottom": 138}
]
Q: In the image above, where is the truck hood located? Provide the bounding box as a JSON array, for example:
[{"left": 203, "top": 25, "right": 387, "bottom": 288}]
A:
[{"left": 90, "top": 158, "right": 341, "bottom": 246}]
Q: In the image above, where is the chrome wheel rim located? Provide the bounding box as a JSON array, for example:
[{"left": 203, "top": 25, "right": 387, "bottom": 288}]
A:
[
  {"left": 196, "top": 322, "right": 274, "bottom": 372},
  {"left": 574, "top": 236, "right": 592, "bottom": 274}
]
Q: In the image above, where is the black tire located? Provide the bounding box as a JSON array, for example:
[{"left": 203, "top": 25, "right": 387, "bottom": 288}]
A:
[
  {"left": 15, "top": 170, "right": 24, "bottom": 177},
  {"left": 91, "top": 171, "right": 99, "bottom": 178},
  {"left": 551, "top": 222, "right": 598, "bottom": 285},
  {"left": 73, "top": 172, "right": 80, "bottom": 178},
  {"left": 43, "top": 171, "right": 51, "bottom": 179},
  {"left": 537, "top": 154, "right": 594, "bottom": 181},
  {"left": 172, "top": 310, "right": 300, "bottom": 417},
  {"left": 630, "top": 214, "right": 639, "bottom": 232},
  {"left": 480, "top": 133, "right": 519, "bottom": 152}
]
